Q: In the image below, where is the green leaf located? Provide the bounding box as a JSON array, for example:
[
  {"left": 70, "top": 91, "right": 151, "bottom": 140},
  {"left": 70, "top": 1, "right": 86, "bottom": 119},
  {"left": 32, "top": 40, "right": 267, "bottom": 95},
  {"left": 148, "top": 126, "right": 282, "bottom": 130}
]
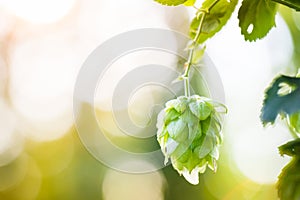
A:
[
  {"left": 271, "top": 0, "right": 300, "bottom": 11},
  {"left": 277, "top": 158, "right": 300, "bottom": 200},
  {"left": 189, "top": 0, "right": 238, "bottom": 44},
  {"left": 279, "top": 139, "right": 300, "bottom": 157},
  {"left": 184, "top": 0, "right": 196, "bottom": 6},
  {"left": 154, "top": 0, "right": 188, "bottom": 6},
  {"left": 261, "top": 75, "right": 300, "bottom": 124},
  {"left": 201, "top": 15, "right": 220, "bottom": 34},
  {"left": 238, "top": 0, "right": 278, "bottom": 41}
]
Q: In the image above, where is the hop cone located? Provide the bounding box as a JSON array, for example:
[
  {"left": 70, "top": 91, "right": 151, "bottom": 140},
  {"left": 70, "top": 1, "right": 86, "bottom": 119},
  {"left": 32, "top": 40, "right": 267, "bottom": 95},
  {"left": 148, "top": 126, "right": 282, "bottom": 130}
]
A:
[
  {"left": 278, "top": 139, "right": 300, "bottom": 200},
  {"left": 156, "top": 95, "right": 226, "bottom": 184}
]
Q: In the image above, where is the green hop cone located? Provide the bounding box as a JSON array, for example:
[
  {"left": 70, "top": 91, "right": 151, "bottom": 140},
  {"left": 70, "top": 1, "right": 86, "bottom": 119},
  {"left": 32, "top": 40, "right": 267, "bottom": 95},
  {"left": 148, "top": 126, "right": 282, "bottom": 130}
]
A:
[{"left": 156, "top": 95, "right": 227, "bottom": 184}]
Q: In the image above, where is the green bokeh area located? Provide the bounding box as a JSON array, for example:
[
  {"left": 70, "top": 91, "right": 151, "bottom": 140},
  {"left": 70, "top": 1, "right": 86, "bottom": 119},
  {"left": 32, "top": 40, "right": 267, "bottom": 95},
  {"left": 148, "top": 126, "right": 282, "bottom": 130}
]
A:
[{"left": 0, "top": 128, "right": 278, "bottom": 200}]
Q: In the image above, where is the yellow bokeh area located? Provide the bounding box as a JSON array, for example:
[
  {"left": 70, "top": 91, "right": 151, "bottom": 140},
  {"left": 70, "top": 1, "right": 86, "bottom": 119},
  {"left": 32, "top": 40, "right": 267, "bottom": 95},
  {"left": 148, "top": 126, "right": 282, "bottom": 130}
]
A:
[{"left": 0, "top": 0, "right": 300, "bottom": 200}]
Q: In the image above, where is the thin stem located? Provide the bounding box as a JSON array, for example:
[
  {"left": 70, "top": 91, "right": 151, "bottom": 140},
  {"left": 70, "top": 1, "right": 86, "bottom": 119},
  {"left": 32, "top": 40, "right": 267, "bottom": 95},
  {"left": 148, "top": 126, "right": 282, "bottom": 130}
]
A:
[
  {"left": 182, "top": 0, "right": 219, "bottom": 97},
  {"left": 184, "top": 78, "right": 190, "bottom": 96},
  {"left": 183, "top": 12, "right": 205, "bottom": 78}
]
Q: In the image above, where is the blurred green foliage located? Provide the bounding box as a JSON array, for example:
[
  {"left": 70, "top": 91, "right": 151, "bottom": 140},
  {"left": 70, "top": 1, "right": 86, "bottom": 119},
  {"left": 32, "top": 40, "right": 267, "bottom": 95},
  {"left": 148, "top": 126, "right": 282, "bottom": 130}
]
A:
[{"left": 0, "top": 127, "right": 279, "bottom": 200}]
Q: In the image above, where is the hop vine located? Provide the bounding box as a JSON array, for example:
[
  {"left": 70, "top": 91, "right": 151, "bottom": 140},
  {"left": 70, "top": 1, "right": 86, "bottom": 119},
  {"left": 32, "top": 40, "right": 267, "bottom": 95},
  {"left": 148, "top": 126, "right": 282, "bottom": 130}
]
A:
[{"left": 154, "top": 0, "right": 300, "bottom": 198}]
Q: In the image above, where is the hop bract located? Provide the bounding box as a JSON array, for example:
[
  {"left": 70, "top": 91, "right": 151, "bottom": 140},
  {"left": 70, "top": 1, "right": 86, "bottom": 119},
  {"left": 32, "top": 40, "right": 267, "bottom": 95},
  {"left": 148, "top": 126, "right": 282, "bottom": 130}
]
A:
[{"left": 156, "top": 95, "right": 226, "bottom": 184}]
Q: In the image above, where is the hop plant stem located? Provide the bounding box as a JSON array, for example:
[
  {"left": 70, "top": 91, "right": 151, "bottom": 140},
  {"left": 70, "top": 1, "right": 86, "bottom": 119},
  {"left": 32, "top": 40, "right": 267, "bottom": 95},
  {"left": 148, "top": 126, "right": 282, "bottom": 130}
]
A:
[
  {"left": 157, "top": 0, "right": 226, "bottom": 185},
  {"left": 182, "top": 0, "right": 220, "bottom": 97}
]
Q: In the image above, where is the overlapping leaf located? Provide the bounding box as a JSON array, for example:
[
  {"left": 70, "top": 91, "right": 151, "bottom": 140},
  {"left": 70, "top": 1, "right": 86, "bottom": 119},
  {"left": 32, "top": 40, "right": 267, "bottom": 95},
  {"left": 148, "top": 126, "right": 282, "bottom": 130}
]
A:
[
  {"left": 279, "top": 139, "right": 300, "bottom": 157},
  {"left": 189, "top": 0, "right": 238, "bottom": 44},
  {"left": 261, "top": 75, "right": 300, "bottom": 125},
  {"left": 278, "top": 139, "right": 300, "bottom": 200},
  {"left": 271, "top": 0, "right": 300, "bottom": 11},
  {"left": 278, "top": 157, "right": 300, "bottom": 200},
  {"left": 238, "top": 0, "right": 278, "bottom": 41}
]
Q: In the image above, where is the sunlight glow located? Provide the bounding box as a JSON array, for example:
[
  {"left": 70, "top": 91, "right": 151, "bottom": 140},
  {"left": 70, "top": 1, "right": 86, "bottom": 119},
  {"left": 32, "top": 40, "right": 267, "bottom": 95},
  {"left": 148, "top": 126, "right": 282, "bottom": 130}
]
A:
[
  {"left": 102, "top": 161, "right": 166, "bottom": 200},
  {"left": 10, "top": 33, "right": 79, "bottom": 141},
  {"left": 232, "top": 126, "right": 291, "bottom": 184},
  {"left": 1, "top": 0, "right": 76, "bottom": 24}
]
